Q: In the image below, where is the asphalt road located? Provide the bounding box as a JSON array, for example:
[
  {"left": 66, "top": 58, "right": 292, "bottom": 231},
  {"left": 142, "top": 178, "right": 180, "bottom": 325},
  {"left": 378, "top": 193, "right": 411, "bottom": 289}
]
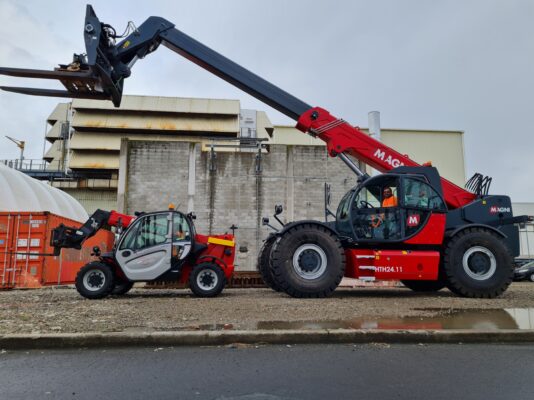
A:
[{"left": 0, "top": 344, "right": 532, "bottom": 400}]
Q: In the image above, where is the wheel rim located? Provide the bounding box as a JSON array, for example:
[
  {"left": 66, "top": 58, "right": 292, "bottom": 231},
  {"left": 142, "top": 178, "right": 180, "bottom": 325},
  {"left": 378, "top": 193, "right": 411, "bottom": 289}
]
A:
[
  {"left": 83, "top": 270, "right": 106, "bottom": 291},
  {"left": 530, "top": 274, "right": 534, "bottom": 282},
  {"left": 462, "top": 246, "right": 497, "bottom": 281},
  {"left": 196, "top": 269, "right": 218, "bottom": 290},
  {"left": 292, "top": 244, "right": 327, "bottom": 280}
]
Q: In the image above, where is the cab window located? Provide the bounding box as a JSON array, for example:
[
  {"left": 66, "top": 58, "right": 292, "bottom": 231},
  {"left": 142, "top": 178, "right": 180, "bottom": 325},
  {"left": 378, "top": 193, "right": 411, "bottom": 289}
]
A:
[
  {"left": 402, "top": 178, "right": 446, "bottom": 211},
  {"left": 173, "top": 213, "right": 191, "bottom": 242},
  {"left": 119, "top": 213, "right": 169, "bottom": 251}
]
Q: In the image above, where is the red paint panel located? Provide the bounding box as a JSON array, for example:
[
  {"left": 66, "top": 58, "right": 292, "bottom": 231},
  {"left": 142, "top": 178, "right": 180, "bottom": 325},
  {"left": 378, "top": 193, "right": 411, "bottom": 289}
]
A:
[
  {"left": 404, "top": 213, "right": 446, "bottom": 245},
  {"left": 346, "top": 249, "right": 440, "bottom": 281}
]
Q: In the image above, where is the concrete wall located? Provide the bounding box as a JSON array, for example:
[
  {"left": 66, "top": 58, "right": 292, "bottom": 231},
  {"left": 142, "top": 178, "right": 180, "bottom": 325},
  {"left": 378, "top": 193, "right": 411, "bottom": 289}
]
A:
[
  {"left": 61, "top": 189, "right": 118, "bottom": 215},
  {"left": 121, "top": 140, "right": 356, "bottom": 271}
]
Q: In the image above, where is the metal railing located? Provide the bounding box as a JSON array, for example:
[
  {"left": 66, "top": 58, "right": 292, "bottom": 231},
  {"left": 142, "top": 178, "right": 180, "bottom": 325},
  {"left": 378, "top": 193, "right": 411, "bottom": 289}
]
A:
[
  {"left": 1, "top": 158, "right": 112, "bottom": 180},
  {"left": 1, "top": 158, "right": 65, "bottom": 172}
]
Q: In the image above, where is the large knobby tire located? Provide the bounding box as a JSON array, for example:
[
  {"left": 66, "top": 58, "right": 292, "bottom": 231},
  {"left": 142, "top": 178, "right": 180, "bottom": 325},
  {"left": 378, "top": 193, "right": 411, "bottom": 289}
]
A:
[
  {"left": 112, "top": 280, "right": 134, "bottom": 295},
  {"left": 258, "top": 236, "right": 282, "bottom": 292},
  {"left": 189, "top": 263, "right": 226, "bottom": 297},
  {"left": 401, "top": 279, "right": 447, "bottom": 292},
  {"left": 443, "top": 228, "right": 513, "bottom": 298},
  {"left": 270, "top": 223, "right": 345, "bottom": 298},
  {"left": 75, "top": 261, "right": 115, "bottom": 300}
]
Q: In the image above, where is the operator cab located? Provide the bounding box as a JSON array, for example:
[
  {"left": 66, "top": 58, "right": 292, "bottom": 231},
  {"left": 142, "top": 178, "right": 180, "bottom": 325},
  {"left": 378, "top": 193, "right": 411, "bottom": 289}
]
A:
[
  {"left": 115, "top": 211, "right": 196, "bottom": 281},
  {"left": 336, "top": 172, "right": 447, "bottom": 243}
]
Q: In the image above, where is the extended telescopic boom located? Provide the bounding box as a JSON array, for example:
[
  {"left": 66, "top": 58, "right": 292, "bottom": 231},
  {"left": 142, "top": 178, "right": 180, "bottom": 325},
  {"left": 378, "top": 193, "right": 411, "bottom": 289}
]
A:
[{"left": 0, "top": 5, "right": 476, "bottom": 209}]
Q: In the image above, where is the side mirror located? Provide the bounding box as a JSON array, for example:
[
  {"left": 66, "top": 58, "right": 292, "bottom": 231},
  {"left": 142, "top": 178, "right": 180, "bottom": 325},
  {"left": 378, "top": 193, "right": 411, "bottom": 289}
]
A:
[
  {"left": 262, "top": 217, "right": 270, "bottom": 226},
  {"left": 187, "top": 212, "right": 197, "bottom": 220},
  {"left": 275, "top": 205, "right": 283, "bottom": 215}
]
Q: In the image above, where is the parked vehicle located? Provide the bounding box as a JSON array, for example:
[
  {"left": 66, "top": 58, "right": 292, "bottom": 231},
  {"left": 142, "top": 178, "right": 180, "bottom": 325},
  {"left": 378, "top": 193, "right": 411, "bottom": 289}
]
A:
[
  {"left": 50, "top": 207, "right": 236, "bottom": 299},
  {"left": 513, "top": 261, "right": 534, "bottom": 282}
]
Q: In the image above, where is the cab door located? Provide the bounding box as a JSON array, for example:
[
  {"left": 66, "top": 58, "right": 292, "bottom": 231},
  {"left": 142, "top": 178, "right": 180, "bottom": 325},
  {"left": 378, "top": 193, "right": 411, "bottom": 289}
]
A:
[
  {"left": 115, "top": 212, "right": 173, "bottom": 280},
  {"left": 349, "top": 176, "right": 403, "bottom": 241}
]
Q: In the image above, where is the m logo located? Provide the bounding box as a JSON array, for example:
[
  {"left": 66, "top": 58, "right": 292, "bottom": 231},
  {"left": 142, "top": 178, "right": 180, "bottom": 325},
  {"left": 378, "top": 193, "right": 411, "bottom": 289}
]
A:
[{"left": 407, "top": 214, "right": 420, "bottom": 227}]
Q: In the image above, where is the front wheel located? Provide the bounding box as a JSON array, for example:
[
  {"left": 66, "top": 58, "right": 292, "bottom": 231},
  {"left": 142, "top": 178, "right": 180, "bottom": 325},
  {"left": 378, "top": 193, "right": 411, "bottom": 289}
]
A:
[
  {"left": 189, "top": 263, "right": 226, "bottom": 297},
  {"left": 529, "top": 273, "right": 534, "bottom": 283},
  {"left": 75, "top": 262, "right": 115, "bottom": 300},
  {"left": 270, "top": 223, "right": 345, "bottom": 298},
  {"left": 443, "top": 228, "right": 513, "bottom": 298}
]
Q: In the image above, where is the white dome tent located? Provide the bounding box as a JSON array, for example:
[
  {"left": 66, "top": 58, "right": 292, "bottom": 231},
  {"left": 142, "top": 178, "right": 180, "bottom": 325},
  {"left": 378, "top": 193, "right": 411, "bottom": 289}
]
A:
[{"left": 0, "top": 163, "right": 88, "bottom": 222}]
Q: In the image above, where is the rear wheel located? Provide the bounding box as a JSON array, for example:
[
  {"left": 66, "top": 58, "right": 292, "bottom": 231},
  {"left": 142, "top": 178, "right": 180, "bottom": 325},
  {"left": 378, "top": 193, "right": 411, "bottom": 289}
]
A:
[
  {"left": 401, "top": 279, "right": 446, "bottom": 292},
  {"left": 529, "top": 273, "right": 534, "bottom": 283},
  {"left": 443, "top": 228, "right": 513, "bottom": 298},
  {"left": 258, "top": 236, "right": 281, "bottom": 292},
  {"left": 75, "top": 261, "right": 115, "bottom": 300},
  {"left": 270, "top": 223, "right": 345, "bottom": 298},
  {"left": 112, "top": 280, "right": 134, "bottom": 295},
  {"left": 189, "top": 263, "right": 225, "bottom": 297}
]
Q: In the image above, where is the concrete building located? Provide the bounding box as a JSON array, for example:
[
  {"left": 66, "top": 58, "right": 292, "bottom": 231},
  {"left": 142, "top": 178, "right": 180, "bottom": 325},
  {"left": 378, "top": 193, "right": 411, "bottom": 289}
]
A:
[{"left": 44, "top": 96, "right": 272, "bottom": 213}]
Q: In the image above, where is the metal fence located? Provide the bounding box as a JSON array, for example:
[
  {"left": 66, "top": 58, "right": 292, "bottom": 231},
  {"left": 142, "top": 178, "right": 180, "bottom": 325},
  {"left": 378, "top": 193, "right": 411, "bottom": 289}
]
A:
[{"left": 1, "top": 159, "right": 65, "bottom": 172}]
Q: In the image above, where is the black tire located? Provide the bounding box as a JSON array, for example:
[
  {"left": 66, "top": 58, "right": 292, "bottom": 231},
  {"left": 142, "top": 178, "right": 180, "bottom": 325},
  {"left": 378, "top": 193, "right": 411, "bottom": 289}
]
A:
[
  {"left": 258, "top": 236, "right": 282, "bottom": 292},
  {"left": 270, "top": 223, "right": 345, "bottom": 298},
  {"left": 529, "top": 273, "right": 534, "bottom": 283},
  {"left": 75, "top": 261, "right": 115, "bottom": 300},
  {"left": 401, "top": 279, "right": 446, "bottom": 292},
  {"left": 189, "top": 263, "right": 226, "bottom": 297},
  {"left": 112, "top": 280, "right": 134, "bottom": 295},
  {"left": 443, "top": 228, "right": 513, "bottom": 298}
]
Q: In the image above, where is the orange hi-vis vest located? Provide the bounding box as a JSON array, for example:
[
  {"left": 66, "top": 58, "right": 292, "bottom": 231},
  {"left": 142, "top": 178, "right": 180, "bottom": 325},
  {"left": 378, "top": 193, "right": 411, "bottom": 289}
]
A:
[{"left": 382, "top": 196, "right": 398, "bottom": 208}]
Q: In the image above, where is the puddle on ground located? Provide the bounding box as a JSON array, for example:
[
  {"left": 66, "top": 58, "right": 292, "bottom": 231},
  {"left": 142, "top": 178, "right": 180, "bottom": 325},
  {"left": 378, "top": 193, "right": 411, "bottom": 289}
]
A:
[{"left": 255, "top": 308, "right": 534, "bottom": 331}]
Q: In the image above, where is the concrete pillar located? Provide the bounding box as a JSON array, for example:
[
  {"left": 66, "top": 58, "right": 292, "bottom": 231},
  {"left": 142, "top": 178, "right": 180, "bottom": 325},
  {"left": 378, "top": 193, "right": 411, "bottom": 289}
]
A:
[
  {"left": 187, "top": 143, "right": 197, "bottom": 213},
  {"left": 117, "top": 138, "right": 129, "bottom": 213},
  {"left": 286, "top": 146, "right": 294, "bottom": 222}
]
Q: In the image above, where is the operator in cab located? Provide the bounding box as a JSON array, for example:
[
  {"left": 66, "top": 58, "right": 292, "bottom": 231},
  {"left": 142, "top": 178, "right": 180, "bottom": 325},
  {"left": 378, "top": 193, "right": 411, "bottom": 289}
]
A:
[{"left": 381, "top": 187, "right": 398, "bottom": 208}]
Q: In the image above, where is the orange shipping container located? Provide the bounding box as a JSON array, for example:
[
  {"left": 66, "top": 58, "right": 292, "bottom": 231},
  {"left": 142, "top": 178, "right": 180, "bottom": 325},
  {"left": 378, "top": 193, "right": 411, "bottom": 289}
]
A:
[{"left": 0, "top": 212, "right": 115, "bottom": 289}]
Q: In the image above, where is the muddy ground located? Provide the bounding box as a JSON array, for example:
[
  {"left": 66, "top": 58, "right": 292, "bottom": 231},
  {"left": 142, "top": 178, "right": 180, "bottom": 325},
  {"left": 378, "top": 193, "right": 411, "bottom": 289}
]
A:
[{"left": 1, "top": 283, "right": 534, "bottom": 334}]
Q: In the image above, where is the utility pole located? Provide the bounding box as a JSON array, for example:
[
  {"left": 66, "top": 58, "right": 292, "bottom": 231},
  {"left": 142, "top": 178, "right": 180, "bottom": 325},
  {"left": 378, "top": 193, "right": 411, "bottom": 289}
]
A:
[{"left": 5, "top": 135, "right": 25, "bottom": 166}]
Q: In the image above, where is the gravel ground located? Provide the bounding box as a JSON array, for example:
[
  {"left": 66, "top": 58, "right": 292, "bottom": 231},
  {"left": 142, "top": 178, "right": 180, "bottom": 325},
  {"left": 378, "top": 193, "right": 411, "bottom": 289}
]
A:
[{"left": 1, "top": 283, "right": 534, "bottom": 334}]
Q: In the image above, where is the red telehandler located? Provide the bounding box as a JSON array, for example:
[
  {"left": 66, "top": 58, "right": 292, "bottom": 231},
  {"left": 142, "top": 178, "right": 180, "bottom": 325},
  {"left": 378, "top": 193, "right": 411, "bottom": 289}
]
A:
[
  {"left": 50, "top": 208, "right": 236, "bottom": 299},
  {"left": 0, "top": 5, "right": 530, "bottom": 298}
]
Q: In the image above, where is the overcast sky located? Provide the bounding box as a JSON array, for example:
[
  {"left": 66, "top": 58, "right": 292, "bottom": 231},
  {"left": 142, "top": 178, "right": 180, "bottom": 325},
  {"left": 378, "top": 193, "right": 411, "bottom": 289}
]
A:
[{"left": 0, "top": 0, "right": 533, "bottom": 201}]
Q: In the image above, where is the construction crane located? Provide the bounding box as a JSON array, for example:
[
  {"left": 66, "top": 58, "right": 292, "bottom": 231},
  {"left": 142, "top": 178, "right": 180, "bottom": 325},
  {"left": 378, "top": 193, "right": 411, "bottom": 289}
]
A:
[
  {"left": 5, "top": 135, "right": 25, "bottom": 165},
  {"left": 0, "top": 5, "right": 530, "bottom": 298}
]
